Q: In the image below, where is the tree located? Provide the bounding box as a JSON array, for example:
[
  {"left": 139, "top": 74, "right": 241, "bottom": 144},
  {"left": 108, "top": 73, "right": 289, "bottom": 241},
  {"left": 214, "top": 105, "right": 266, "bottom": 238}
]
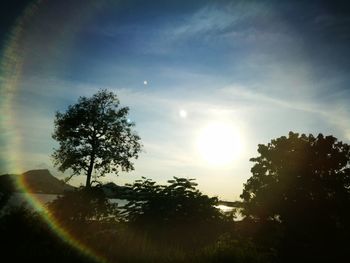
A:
[
  {"left": 240, "top": 132, "right": 350, "bottom": 260},
  {"left": 124, "top": 177, "right": 223, "bottom": 225},
  {"left": 123, "top": 177, "right": 231, "bottom": 248},
  {"left": 52, "top": 90, "right": 142, "bottom": 187},
  {"left": 47, "top": 186, "right": 119, "bottom": 228}
]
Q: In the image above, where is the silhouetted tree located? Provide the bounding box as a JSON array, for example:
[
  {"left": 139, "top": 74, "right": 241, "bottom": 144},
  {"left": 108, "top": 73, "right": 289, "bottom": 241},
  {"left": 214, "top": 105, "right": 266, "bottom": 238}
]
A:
[
  {"left": 48, "top": 186, "right": 118, "bottom": 226},
  {"left": 123, "top": 177, "right": 231, "bottom": 248},
  {"left": 241, "top": 132, "right": 350, "bottom": 261},
  {"left": 52, "top": 90, "right": 142, "bottom": 187}
]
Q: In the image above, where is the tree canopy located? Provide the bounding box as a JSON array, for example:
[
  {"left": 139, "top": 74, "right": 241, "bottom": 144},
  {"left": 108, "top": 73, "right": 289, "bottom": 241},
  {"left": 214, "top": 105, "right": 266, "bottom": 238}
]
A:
[
  {"left": 122, "top": 177, "right": 231, "bottom": 248},
  {"left": 47, "top": 186, "right": 118, "bottom": 225},
  {"left": 241, "top": 132, "right": 350, "bottom": 224},
  {"left": 240, "top": 132, "right": 350, "bottom": 260},
  {"left": 124, "top": 177, "right": 224, "bottom": 225},
  {"left": 52, "top": 90, "right": 142, "bottom": 187}
]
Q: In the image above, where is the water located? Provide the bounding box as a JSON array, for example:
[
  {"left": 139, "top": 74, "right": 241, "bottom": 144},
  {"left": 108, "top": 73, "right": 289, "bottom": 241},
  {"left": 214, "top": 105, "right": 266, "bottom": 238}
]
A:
[
  {"left": 4, "top": 193, "right": 237, "bottom": 217},
  {"left": 214, "top": 204, "right": 234, "bottom": 213},
  {"left": 4, "top": 193, "right": 59, "bottom": 211},
  {"left": 3, "top": 193, "right": 129, "bottom": 211}
]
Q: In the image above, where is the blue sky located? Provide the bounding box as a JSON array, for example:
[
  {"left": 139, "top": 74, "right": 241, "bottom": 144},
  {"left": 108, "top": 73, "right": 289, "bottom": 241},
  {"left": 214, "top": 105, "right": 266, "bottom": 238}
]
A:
[{"left": 1, "top": 0, "right": 350, "bottom": 200}]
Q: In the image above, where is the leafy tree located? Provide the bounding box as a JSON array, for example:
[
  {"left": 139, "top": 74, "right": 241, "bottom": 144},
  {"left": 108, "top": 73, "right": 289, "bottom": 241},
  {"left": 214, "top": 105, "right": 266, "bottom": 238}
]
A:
[
  {"left": 124, "top": 177, "right": 223, "bottom": 225},
  {"left": 52, "top": 90, "right": 142, "bottom": 187},
  {"left": 123, "top": 177, "right": 231, "bottom": 248},
  {"left": 47, "top": 186, "right": 118, "bottom": 225},
  {"left": 241, "top": 132, "right": 350, "bottom": 260}
]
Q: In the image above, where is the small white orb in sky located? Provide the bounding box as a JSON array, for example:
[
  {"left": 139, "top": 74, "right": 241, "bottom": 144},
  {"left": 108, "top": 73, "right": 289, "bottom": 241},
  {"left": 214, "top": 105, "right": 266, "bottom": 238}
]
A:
[
  {"left": 143, "top": 80, "right": 148, "bottom": 85},
  {"left": 179, "top": 109, "right": 187, "bottom": 118}
]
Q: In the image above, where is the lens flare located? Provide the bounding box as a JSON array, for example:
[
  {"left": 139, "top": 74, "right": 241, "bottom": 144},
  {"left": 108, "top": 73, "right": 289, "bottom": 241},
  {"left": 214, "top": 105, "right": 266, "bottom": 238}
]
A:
[{"left": 0, "top": 1, "right": 109, "bottom": 262}]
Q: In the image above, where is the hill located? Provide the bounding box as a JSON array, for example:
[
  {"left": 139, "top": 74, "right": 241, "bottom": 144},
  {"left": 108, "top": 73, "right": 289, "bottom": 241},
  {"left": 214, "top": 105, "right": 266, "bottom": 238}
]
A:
[
  {"left": 101, "top": 182, "right": 132, "bottom": 198},
  {"left": 0, "top": 169, "right": 75, "bottom": 194}
]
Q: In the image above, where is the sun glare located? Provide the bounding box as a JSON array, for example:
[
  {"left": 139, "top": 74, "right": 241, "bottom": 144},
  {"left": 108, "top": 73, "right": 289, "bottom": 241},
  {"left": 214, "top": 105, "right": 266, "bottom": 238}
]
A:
[{"left": 196, "top": 122, "right": 243, "bottom": 166}]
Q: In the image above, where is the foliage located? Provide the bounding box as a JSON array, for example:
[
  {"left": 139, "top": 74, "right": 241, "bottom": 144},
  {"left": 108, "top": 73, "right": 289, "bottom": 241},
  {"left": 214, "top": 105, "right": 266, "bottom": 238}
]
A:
[
  {"left": 0, "top": 205, "right": 270, "bottom": 263},
  {"left": 47, "top": 186, "right": 119, "bottom": 226},
  {"left": 7, "top": 129, "right": 350, "bottom": 261},
  {"left": 123, "top": 177, "right": 232, "bottom": 248},
  {"left": 0, "top": 206, "right": 94, "bottom": 262},
  {"left": 241, "top": 132, "right": 350, "bottom": 221},
  {"left": 124, "top": 177, "right": 222, "bottom": 224},
  {"left": 52, "top": 89, "right": 142, "bottom": 187},
  {"left": 0, "top": 176, "right": 275, "bottom": 262},
  {"left": 241, "top": 131, "right": 350, "bottom": 261},
  {"left": 0, "top": 174, "right": 14, "bottom": 210},
  {"left": 194, "top": 234, "right": 275, "bottom": 263}
]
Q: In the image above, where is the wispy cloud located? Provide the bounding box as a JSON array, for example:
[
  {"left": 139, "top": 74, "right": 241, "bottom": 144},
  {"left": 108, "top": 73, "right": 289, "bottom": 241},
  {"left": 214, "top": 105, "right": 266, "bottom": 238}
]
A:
[
  {"left": 171, "top": 5, "right": 238, "bottom": 37},
  {"left": 4, "top": 0, "right": 350, "bottom": 200}
]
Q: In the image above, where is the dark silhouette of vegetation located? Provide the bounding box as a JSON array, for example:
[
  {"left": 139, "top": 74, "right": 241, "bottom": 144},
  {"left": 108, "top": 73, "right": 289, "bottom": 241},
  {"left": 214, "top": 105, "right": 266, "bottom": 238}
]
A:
[
  {"left": 52, "top": 90, "right": 142, "bottom": 187},
  {"left": 241, "top": 132, "right": 350, "bottom": 262},
  {"left": 0, "top": 206, "right": 95, "bottom": 263},
  {"left": 42, "top": 178, "right": 269, "bottom": 262},
  {"left": 0, "top": 178, "right": 272, "bottom": 262},
  {"left": 0, "top": 174, "right": 14, "bottom": 210},
  {"left": 48, "top": 186, "right": 119, "bottom": 227},
  {"left": 2, "top": 131, "right": 350, "bottom": 262},
  {"left": 122, "top": 177, "right": 233, "bottom": 249}
]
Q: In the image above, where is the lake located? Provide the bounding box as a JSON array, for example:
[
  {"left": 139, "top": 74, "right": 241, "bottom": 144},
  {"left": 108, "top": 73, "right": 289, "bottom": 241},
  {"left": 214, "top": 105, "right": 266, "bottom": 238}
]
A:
[
  {"left": 4, "top": 193, "right": 129, "bottom": 211},
  {"left": 3, "top": 193, "right": 239, "bottom": 218}
]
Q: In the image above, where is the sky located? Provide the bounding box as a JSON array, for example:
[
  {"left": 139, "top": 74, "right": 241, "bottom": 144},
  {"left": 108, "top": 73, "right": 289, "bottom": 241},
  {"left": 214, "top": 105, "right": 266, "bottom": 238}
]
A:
[{"left": 1, "top": 0, "right": 350, "bottom": 200}]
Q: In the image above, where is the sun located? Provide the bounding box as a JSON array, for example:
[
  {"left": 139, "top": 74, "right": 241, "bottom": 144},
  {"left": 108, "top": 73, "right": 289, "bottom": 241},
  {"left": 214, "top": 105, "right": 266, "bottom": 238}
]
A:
[{"left": 196, "top": 122, "right": 243, "bottom": 166}]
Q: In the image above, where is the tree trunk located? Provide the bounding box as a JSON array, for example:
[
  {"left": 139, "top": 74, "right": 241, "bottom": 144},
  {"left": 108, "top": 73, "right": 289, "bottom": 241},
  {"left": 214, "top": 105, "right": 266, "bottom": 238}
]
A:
[{"left": 86, "top": 153, "right": 95, "bottom": 188}]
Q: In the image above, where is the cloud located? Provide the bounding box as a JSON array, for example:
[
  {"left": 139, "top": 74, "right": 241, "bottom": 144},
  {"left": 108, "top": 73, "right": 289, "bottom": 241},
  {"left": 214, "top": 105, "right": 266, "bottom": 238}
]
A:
[
  {"left": 221, "top": 84, "right": 350, "bottom": 142},
  {"left": 4, "top": 0, "right": 350, "bottom": 199},
  {"left": 171, "top": 5, "right": 238, "bottom": 37}
]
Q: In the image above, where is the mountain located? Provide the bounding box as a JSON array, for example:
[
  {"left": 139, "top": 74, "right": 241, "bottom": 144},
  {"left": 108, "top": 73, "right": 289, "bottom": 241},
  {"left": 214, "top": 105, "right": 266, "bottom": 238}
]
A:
[
  {"left": 0, "top": 169, "right": 75, "bottom": 194},
  {"left": 101, "top": 182, "right": 132, "bottom": 198}
]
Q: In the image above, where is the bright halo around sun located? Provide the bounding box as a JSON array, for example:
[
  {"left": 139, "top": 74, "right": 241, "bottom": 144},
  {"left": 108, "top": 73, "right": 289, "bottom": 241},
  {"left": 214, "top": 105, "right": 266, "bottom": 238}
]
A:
[{"left": 196, "top": 122, "right": 244, "bottom": 166}]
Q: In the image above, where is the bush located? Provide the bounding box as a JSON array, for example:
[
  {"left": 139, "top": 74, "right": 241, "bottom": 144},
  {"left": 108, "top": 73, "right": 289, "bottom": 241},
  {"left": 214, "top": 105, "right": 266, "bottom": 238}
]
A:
[{"left": 122, "top": 177, "right": 234, "bottom": 249}]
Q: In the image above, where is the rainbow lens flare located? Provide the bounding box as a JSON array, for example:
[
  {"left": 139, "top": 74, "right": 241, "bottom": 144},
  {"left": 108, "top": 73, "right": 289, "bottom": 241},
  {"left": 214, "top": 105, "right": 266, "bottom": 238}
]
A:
[{"left": 0, "top": 1, "right": 108, "bottom": 262}]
